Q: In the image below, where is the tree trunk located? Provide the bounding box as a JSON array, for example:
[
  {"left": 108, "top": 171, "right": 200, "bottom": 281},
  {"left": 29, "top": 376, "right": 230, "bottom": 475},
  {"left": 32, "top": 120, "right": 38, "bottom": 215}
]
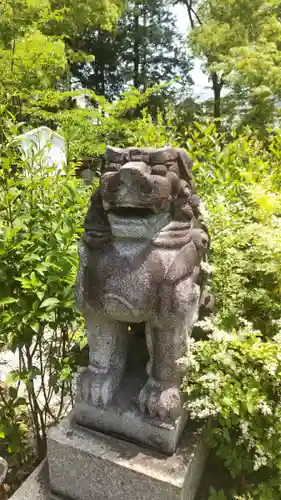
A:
[
  {"left": 95, "top": 29, "right": 106, "bottom": 96},
  {"left": 133, "top": 12, "right": 140, "bottom": 89},
  {"left": 211, "top": 72, "right": 223, "bottom": 126},
  {"left": 100, "top": 58, "right": 105, "bottom": 96},
  {"left": 141, "top": 5, "right": 148, "bottom": 91}
]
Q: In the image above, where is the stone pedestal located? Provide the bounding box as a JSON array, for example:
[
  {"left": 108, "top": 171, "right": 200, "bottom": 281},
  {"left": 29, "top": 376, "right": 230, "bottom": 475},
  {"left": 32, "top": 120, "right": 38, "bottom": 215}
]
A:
[{"left": 47, "top": 414, "right": 208, "bottom": 500}]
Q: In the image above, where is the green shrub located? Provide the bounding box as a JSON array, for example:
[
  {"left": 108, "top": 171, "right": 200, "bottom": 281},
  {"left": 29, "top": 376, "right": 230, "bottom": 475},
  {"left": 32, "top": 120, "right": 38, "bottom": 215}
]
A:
[
  {"left": 182, "top": 319, "right": 281, "bottom": 498},
  {"left": 0, "top": 384, "right": 30, "bottom": 465},
  {"left": 185, "top": 123, "right": 281, "bottom": 337},
  {"left": 178, "top": 123, "right": 281, "bottom": 498},
  {"left": 2, "top": 99, "right": 281, "bottom": 499},
  {"left": 0, "top": 111, "right": 90, "bottom": 460}
]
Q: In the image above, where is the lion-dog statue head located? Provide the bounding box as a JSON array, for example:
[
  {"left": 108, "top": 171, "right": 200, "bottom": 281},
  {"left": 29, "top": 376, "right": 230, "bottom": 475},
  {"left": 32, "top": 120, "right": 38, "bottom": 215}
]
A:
[
  {"left": 83, "top": 146, "right": 206, "bottom": 246},
  {"left": 75, "top": 146, "right": 210, "bottom": 450}
]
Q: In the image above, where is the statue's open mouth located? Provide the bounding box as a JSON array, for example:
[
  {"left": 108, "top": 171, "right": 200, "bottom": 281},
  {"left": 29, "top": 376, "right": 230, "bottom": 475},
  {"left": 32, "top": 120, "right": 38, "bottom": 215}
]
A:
[{"left": 109, "top": 206, "right": 155, "bottom": 218}]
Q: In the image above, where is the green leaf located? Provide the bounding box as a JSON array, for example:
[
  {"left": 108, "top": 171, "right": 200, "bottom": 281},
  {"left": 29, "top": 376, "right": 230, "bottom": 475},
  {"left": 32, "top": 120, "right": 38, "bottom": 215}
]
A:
[
  {"left": 79, "top": 337, "right": 88, "bottom": 351},
  {"left": 0, "top": 297, "right": 18, "bottom": 305},
  {"left": 59, "top": 365, "right": 72, "bottom": 381},
  {"left": 30, "top": 272, "right": 41, "bottom": 287},
  {"left": 40, "top": 297, "right": 60, "bottom": 308},
  {"left": 8, "top": 386, "right": 18, "bottom": 399},
  {"left": 15, "top": 397, "right": 27, "bottom": 406},
  {"left": 22, "top": 253, "right": 42, "bottom": 262}
]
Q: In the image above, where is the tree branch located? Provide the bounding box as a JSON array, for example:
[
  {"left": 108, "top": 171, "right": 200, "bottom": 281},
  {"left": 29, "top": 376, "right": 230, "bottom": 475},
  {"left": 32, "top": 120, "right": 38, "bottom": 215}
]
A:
[{"left": 173, "top": 0, "right": 202, "bottom": 28}]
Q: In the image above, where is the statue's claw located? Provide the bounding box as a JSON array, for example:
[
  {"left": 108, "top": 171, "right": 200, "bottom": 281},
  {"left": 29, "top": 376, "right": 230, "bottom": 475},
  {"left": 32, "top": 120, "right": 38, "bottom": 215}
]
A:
[
  {"left": 77, "top": 368, "right": 116, "bottom": 407},
  {"left": 139, "top": 378, "right": 181, "bottom": 422}
]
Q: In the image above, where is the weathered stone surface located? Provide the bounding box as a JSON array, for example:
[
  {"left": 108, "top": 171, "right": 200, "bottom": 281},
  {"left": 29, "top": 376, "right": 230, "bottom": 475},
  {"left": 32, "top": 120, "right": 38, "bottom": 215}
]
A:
[
  {"left": 9, "top": 459, "right": 68, "bottom": 500},
  {"left": 48, "top": 415, "right": 208, "bottom": 500},
  {"left": 10, "top": 460, "right": 50, "bottom": 500},
  {"left": 75, "top": 146, "right": 210, "bottom": 451},
  {"left": 0, "top": 457, "right": 8, "bottom": 485}
]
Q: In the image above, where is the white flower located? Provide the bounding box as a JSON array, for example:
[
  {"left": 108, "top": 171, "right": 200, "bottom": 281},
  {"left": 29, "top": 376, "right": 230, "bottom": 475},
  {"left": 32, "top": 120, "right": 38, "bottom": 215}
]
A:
[
  {"left": 209, "top": 329, "right": 233, "bottom": 342},
  {"left": 266, "top": 363, "right": 277, "bottom": 376},
  {"left": 253, "top": 450, "right": 268, "bottom": 471},
  {"left": 258, "top": 401, "right": 273, "bottom": 416},
  {"left": 201, "top": 261, "right": 213, "bottom": 274},
  {"left": 273, "top": 330, "right": 281, "bottom": 343},
  {"left": 240, "top": 421, "right": 250, "bottom": 437},
  {"left": 198, "top": 200, "right": 210, "bottom": 220},
  {"left": 267, "top": 427, "right": 274, "bottom": 439}
]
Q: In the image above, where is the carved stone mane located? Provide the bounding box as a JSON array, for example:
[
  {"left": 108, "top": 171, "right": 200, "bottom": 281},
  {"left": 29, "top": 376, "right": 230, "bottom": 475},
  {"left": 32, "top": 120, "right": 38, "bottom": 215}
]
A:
[{"left": 75, "top": 146, "right": 209, "bottom": 453}]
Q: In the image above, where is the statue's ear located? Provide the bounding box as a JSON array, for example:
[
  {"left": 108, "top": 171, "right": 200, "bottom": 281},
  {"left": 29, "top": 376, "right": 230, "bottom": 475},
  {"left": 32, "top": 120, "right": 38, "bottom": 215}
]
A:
[
  {"left": 83, "top": 188, "right": 111, "bottom": 248},
  {"left": 176, "top": 149, "right": 193, "bottom": 184}
]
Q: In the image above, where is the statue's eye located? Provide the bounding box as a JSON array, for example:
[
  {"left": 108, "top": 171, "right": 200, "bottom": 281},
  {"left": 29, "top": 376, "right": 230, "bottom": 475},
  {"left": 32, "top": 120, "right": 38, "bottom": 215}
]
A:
[{"left": 151, "top": 165, "right": 167, "bottom": 176}]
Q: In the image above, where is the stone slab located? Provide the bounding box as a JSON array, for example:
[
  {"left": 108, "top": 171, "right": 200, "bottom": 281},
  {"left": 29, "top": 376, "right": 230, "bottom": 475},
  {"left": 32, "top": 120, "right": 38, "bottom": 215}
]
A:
[
  {"left": 74, "top": 398, "right": 187, "bottom": 456},
  {"left": 47, "top": 415, "right": 208, "bottom": 500},
  {"left": 74, "top": 332, "right": 187, "bottom": 454},
  {"left": 9, "top": 459, "right": 66, "bottom": 500}
]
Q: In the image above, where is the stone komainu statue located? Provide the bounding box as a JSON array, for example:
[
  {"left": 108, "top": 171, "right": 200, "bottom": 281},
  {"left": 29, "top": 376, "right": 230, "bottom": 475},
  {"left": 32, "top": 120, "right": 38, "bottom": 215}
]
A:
[{"left": 76, "top": 146, "right": 209, "bottom": 424}]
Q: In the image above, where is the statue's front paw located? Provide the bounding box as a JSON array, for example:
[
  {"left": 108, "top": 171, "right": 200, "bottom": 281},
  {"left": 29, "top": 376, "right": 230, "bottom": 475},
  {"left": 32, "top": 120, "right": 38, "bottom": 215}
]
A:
[
  {"left": 139, "top": 378, "right": 182, "bottom": 422},
  {"left": 77, "top": 368, "right": 116, "bottom": 407}
]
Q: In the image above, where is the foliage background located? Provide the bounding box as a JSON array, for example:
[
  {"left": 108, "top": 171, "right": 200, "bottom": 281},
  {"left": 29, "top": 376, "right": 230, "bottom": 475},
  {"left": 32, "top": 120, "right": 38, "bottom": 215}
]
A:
[
  {"left": 2, "top": 103, "right": 281, "bottom": 498},
  {"left": 1, "top": 0, "right": 281, "bottom": 498}
]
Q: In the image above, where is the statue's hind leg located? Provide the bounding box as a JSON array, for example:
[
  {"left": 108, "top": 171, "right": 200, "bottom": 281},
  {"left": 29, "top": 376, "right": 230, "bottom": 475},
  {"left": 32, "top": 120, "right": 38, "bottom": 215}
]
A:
[{"left": 77, "top": 308, "right": 129, "bottom": 407}]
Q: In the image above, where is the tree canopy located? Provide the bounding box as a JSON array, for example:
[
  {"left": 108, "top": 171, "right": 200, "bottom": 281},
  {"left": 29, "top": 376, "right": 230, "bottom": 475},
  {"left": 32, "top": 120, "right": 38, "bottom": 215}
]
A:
[
  {"left": 1, "top": 0, "right": 281, "bottom": 135},
  {"left": 0, "top": 0, "right": 126, "bottom": 117},
  {"left": 70, "top": 0, "right": 193, "bottom": 112},
  {"left": 176, "top": 0, "right": 281, "bottom": 129}
]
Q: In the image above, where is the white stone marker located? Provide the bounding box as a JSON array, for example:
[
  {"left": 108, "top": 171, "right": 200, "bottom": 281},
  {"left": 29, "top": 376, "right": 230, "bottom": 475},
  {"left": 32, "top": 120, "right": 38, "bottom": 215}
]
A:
[{"left": 15, "top": 126, "right": 67, "bottom": 174}]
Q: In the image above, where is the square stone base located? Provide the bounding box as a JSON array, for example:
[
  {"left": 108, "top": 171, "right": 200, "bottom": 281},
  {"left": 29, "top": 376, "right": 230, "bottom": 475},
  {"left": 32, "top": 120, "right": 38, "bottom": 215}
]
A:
[{"left": 47, "top": 415, "right": 208, "bottom": 500}]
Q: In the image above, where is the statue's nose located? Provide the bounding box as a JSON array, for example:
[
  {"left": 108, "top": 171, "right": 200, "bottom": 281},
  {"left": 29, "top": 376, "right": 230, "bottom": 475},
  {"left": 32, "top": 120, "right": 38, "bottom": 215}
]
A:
[{"left": 119, "top": 161, "right": 151, "bottom": 184}]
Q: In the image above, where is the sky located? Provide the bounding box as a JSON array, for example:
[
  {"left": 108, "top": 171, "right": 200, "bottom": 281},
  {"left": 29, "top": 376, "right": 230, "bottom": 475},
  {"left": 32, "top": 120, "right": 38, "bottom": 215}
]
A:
[{"left": 173, "top": 4, "right": 213, "bottom": 101}]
